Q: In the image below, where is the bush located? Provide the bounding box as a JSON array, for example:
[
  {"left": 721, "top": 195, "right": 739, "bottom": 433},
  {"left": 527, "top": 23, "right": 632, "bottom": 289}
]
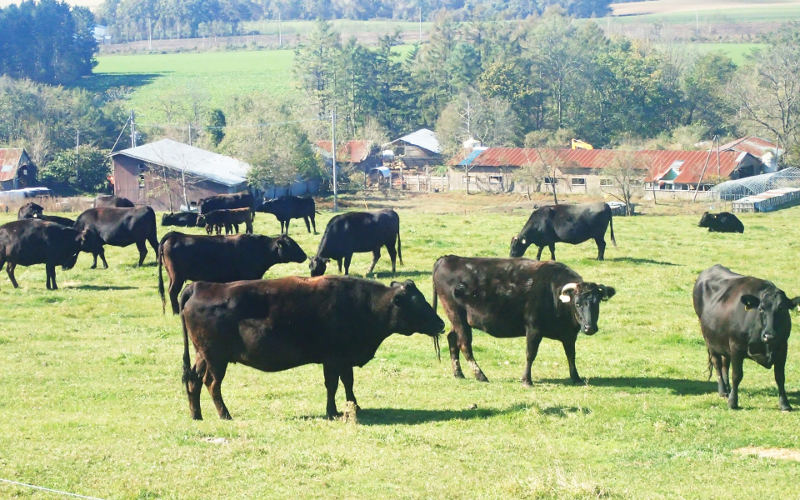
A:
[{"left": 39, "top": 146, "right": 110, "bottom": 193}]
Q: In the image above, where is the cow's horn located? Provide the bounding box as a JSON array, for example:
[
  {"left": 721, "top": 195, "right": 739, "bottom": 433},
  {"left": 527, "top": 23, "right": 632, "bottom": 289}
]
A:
[{"left": 559, "top": 282, "right": 578, "bottom": 303}]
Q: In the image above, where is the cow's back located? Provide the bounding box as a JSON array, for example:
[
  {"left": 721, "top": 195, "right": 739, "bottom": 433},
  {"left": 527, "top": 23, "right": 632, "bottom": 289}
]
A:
[
  {"left": 551, "top": 203, "right": 611, "bottom": 243},
  {"left": 164, "top": 233, "right": 270, "bottom": 283},
  {"left": 318, "top": 210, "right": 398, "bottom": 257},
  {"left": 0, "top": 220, "right": 77, "bottom": 266}
]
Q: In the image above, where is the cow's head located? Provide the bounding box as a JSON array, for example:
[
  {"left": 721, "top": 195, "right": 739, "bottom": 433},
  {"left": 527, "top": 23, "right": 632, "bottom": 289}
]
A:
[
  {"left": 558, "top": 281, "right": 616, "bottom": 335},
  {"left": 274, "top": 235, "right": 307, "bottom": 263},
  {"left": 257, "top": 199, "right": 277, "bottom": 213},
  {"left": 510, "top": 235, "right": 527, "bottom": 257},
  {"left": 698, "top": 212, "right": 715, "bottom": 227},
  {"left": 389, "top": 280, "right": 445, "bottom": 337},
  {"left": 740, "top": 288, "right": 800, "bottom": 362},
  {"left": 195, "top": 215, "right": 206, "bottom": 228},
  {"left": 308, "top": 256, "right": 328, "bottom": 276}
]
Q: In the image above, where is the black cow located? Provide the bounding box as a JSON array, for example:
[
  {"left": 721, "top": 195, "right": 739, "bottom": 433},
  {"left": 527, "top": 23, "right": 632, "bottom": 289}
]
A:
[
  {"left": 17, "top": 202, "right": 43, "bottom": 219},
  {"left": 74, "top": 206, "right": 159, "bottom": 268},
  {"left": 510, "top": 202, "right": 616, "bottom": 260},
  {"left": 158, "top": 231, "right": 307, "bottom": 314},
  {"left": 94, "top": 195, "right": 134, "bottom": 208},
  {"left": 162, "top": 212, "right": 199, "bottom": 228},
  {"left": 258, "top": 196, "right": 317, "bottom": 234},
  {"left": 308, "top": 209, "right": 402, "bottom": 277},
  {"left": 693, "top": 264, "right": 799, "bottom": 411},
  {"left": 433, "top": 255, "right": 615, "bottom": 385},
  {"left": 196, "top": 207, "right": 253, "bottom": 235},
  {"left": 0, "top": 219, "right": 103, "bottom": 289},
  {"left": 198, "top": 192, "right": 253, "bottom": 215},
  {"left": 180, "top": 276, "right": 444, "bottom": 420},
  {"left": 698, "top": 212, "right": 744, "bottom": 233}
]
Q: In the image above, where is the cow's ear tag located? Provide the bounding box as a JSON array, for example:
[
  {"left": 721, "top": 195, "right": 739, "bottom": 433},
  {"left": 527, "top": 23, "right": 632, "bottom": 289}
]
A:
[
  {"left": 744, "top": 304, "right": 751, "bottom": 311},
  {"left": 559, "top": 294, "right": 571, "bottom": 303}
]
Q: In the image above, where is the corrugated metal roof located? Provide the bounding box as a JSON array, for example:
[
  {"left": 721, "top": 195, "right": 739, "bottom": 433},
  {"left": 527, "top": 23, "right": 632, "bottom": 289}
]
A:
[
  {"left": 316, "top": 140, "right": 372, "bottom": 163},
  {"left": 388, "top": 128, "right": 441, "bottom": 154},
  {"left": 450, "top": 147, "right": 749, "bottom": 184},
  {"left": 111, "top": 139, "right": 250, "bottom": 187},
  {"left": 719, "top": 136, "right": 781, "bottom": 158},
  {"left": 0, "top": 148, "right": 27, "bottom": 182}
]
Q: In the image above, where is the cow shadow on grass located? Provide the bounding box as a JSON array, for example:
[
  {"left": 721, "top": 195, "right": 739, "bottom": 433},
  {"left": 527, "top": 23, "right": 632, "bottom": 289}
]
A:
[
  {"left": 540, "top": 376, "right": 713, "bottom": 395},
  {"left": 606, "top": 257, "right": 679, "bottom": 267},
  {"left": 356, "top": 402, "right": 531, "bottom": 425},
  {"left": 70, "top": 284, "right": 137, "bottom": 291},
  {"left": 370, "top": 269, "right": 430, "bottom": 279}
]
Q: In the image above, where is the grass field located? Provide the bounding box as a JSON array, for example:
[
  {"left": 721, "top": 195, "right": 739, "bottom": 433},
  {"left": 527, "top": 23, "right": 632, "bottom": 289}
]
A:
[
  {"left": 659, "top": 42, "right": 765, "bottom": 64},
  {"left": 1, "top": 193, "right": 799, "bottom": 498}
]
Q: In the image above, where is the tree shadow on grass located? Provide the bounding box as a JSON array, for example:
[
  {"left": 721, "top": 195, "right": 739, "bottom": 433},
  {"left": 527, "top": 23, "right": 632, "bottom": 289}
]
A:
[
  {"left": 356, "top": 402, "right": 532, "bottom": 425},
  {"left": 77, "top": 73, "right": 162, "bottom": 93},
  {"left": 606, "top": 257, "right": 679, "bottom": 266},
  {"left": 540, "top": 376, "right": 714, "bottom": 395}
]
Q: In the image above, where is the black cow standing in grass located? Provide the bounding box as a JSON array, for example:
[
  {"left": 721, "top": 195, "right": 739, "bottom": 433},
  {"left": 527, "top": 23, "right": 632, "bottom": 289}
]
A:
[
  {"left": 94, "top": 195, "right": 134, "bottom": 208},
  {"left": 698, "top": 212, "right": 744, "bottom": 233},
  {"left": 198, "top": 192, "right": 253, "bottom": 214},
  {"left": 162, "top": 212, "right": 199, "bottom": 228},
  {"left": 0, "top": 219, "right": 103, "bottom": 289},
  {"left": 197, "top": 207, "right": 253, "bottom": 235},
  {"left": 693, "top": 264, "right": 799, "bottom": 411},
  {"left": 258, "top": 196, "right": 317, "bottom": 234},
  {"left": 74, "top": 206, "right": 159, "bottom": 268},
  {"left": 432, "top": 255, "right": 615, "bottom": 385},
  {"left": 158, "top": 231, "right": 307, "bottom": 314},
  {"left": 510, "top": 202, "right": 615, "bottom": 261},
  {"left": 308, "top": 209, "right": 402, "bottom": 277},
  {"left": 179, "top": 276, "right": 444, "bottom": 419}
]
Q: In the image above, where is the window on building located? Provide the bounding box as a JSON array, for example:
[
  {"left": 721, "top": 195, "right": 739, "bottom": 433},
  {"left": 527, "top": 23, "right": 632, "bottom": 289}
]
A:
[
  {"left": 600, "top": 178, "right": 613, "bottom": 186},
  {"left": 571, "top": 177, "right": 586, "bottom": 186},
  {"left": 489, "top": 174, "right": 503, "bottom": 185},
  {"left": 544, "top": 176, "right": 556, "bottom": 185},
  {"left": 138, "top": 174, "right": 145, "bottom": 189}
]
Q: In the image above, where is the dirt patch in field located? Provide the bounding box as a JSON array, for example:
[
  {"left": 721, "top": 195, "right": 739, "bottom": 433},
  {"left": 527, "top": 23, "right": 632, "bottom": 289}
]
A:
[{"left": 734, "top": 447, "right": 800, "bottom": 461}]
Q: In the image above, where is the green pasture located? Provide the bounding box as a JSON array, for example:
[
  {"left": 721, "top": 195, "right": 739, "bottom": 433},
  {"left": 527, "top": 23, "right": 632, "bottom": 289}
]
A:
[
  {"left": 241, "top": 19, "right": 429, "bottom": 37},
  {"left": 659, "top": 42, "right": 765, "bottom": 65},
  {"left": 1, "top": 194, "right": 800, "bottom": 498},
  {"left": 606, "top": 4, "right": 800, "bottom": 25}
]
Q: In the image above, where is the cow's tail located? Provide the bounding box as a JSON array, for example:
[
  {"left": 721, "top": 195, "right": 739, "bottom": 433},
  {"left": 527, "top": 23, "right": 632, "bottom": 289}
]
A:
[
  {"left": 707, "top": 349, "right": 713, "bottom": 380},
  {"left": 609, "top": 214, "right": 617, "bottom": 247},
  {"left": 158, "top": 240, "right": 166, "bottom": 315},
  {"left": 397, "top": 229, "right": 403, "bottom": 265},
  {"left": 180, "top": 286, "right": 197, "bottom": 386}
]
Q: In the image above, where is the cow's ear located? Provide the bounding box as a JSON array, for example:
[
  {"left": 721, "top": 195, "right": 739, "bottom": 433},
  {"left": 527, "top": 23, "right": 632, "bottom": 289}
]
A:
[
  {"left": 390, "top": 281, "right": 400, "bottom": 287},
  {"left": 392, "top": 291, "right": 404, "bottom": 305},
  {"left": 787, "top": 296, "right": 800, "bottom": 310},
  {"left": 741, "top": 295, "right": 760, "bottom": 310},
  {"left": 600, "top": 285, "right": 616, "bottom": 300}
]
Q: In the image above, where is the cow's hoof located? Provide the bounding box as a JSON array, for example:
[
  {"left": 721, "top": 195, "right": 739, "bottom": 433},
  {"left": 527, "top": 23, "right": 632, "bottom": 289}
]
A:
[
  {"left": 476, "top": 373, "right": 489, "bottom": 383},
  {"left": 780, "top": 403, "right": 792, "bottom": 412},
  {"left": 571, "top": 378, "right": 586, "bottom": 386},
  {"left": 718, "top": 392, "right": 729, "bottom": 398},
  {"left": 90, "top": 265, "right": 96, "bottom": 269},
  {"left": 520, "top": 378, "right": 533, "bottom": 388},
  {"left": 453, "top": 371, "right": 465, "bottom": 379},
  {"left": 326, "top": 412, "right": 343, "bottom": 420}
]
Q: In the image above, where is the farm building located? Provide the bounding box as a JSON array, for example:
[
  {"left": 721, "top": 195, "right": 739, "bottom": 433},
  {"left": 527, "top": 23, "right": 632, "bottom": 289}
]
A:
[
  {"left": 111, "top": 139, "right": 251, "bottom": 211},
  {"left": 0, "top": 148, "right": 37, "bottom": 191},
  {"left": 448, "top": 145, "right": 766, "bottom": 195},
  {"left": 719, "top": 136, "right": 781, "bottom": 170},
  {"left": 384, "top": 128, "right": 443, "bottom": 169},
  {"left": 316, "top": 140, "right": 381, "bottom": 173}
]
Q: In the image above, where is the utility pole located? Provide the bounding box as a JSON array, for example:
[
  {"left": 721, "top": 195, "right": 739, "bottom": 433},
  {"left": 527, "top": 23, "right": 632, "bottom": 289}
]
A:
[
  {"left": 130, "top": 110, "right": 137, "bottom": 148},
  {"left": 278, "top": 11, "right": 282, "bottom": 47},
  {"left": 331, "top": 109, "right": 338, "bottom": 212},
  {"left": 188, "top": 123, "right": 192, "bottom": 146},
  {"left": 148, "top": 17, "right": 152, "bottom": 51},
  {"left": 418, "top": 6, "right": 422, "bottom": 42},
  {"left": 75, "top": 129, "right": 80, "bottom": 151}
]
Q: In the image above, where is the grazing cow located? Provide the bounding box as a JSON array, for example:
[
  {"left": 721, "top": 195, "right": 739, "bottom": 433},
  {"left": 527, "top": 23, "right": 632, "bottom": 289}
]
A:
[
  {"left": 308, "top": 209, "right": 402, "bottom": 277},
  {"left": 33, "top": 213, "right": 76, "bottom": 226},
  {"left": 158, "top": 231, "right": 307, "bottom": 314},
  {"left": 432, "top": 255, "right": 615, "bottom": 385},
  {"left": 198, "top": 192, "right": 253, "bottom": 215},
  {"left": 693, "top": 264, "right": 799, "bottom": 411},
  {"left": 510, "top": 202, "right": 616, "bottom": 261},
  {"left": 698, "top": 212, "right": 744, "bottom": 233},
  {"left": 196, "top": 207, "right": 253, "bottom": 235},
  {"left": 180, "top": 276, "right": 444, "bottom": 420},
  {"left": 162, "top": 212, "right": 199, "bottom": 228},
  {"left": 258, "top": 195, "right": 317, "bottom": 234},
  {"left": 94, "top": 195, "right": 134, "bottom": 208},
  {"left": 0, "top": 219, "right": 103, "bottom": 289},
  {"left": 17, "top": 202, "right": 44, "bottom": 219},
  {"left": 74, "top": 206, "right": 159, "bottom": 268}
]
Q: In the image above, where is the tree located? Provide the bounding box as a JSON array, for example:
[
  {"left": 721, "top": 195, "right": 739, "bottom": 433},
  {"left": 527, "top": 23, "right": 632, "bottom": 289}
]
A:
[
  {"left": 603, "top": 152, "right": 646, "bottom": 215},
  {"left": 206, "top": 109, "right": 226, "bottom": 147},
  {"left": 293, "top": 20, "right": 341, "bottom": 119},
  {"left": 39, "top": 146, "right": 110, "bottom": 193}
]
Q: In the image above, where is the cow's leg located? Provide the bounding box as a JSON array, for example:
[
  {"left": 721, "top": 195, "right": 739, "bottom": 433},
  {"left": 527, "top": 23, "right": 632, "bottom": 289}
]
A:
[
  {"left": 186, "top": 358, "right": 206, "bottom": 420},
  {"left": 323, "top": 363, "right": 341, "bottom": 419},
  {"left": 454, "top": 323, "right": 488, "bottom": 382},
  {"left": 727, "top": 353, "right": 744, "bottom": 410},
  {"left": 447, "top": 330, "right": 465, "bottom": 378},
  {"left": 136, "top": 240, "right": 147, "bottom": 266},
  {"left": 246, "top": 220, "right": 253, "bottom": 234},
  {"left": 280, "top": 220, "right": 286, "bottom": 234},
  {"left": 303, "top": 216, "right": 311, "bottom": 233},
  {"left": 595, "top": 237, "right": 606, "bottom": 260},
  {"left": 204, "top": 360, "right": 231, "bottom": 420},
  {"left": 310, "top": 215, "right": 317, "bottom": 234},
  {"left": 336, "top": 259, "right": 343, "bottom": 273},
  {"left": 169, "top": 277, "right": 184, "bottom": 315},
  {"left": 721, "top": 355, "right": 731, "bottom": 395},
  {"left": 562, "top": 338, "right": 583, "bottom": 384},
  {"left": 548, "top": 243, "right": 556, "bottom": 260},
  {"left": 6, "top": 262, "right": 18, "bottom": 288},
  {"left": 284, "top": 220, "right": 290, "bottom": 234},
  {"left": 521, "top": 330, "right": 543, "bottom": 387},
  {"left": 233, "top": 223, "right": 239, "bottom": 234},
  {"left": 386, "top": 243, "right": 397, "bottom": 275},
  {"left": 535, "top": 246, "right": 544, "bottom": 260},
  {"left": 343, "top": 255, "right": 352, "bottom": 275},
  {"left": 367, "top": 249, "right": 380, "bottom": 275},
  {"left": 98, "top": 249, "right": 108, "bottom": 269},
  {"left": 709, "top": 352, "right": 728, "bottom": 397},
  {"left": 46, "top": 263, "right": 57, "bottom": 290},
  {"left": 773, "top": 345, "right": 792, "bottom": 411},
  {"left": 339, "top": 365, "right": 360, "bottom": 411}
]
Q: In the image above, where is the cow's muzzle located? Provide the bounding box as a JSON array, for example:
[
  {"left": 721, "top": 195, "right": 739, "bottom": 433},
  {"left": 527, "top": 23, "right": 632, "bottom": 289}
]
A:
[{"left": 582, "top": 325, "right": 598, "bottom": 335}]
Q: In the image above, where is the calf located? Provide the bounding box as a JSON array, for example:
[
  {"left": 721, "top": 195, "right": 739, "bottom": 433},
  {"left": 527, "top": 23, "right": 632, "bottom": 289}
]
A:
[
  {"left": 258, "top": 195, "right": 317, "bottom": 234},
  {"left": 698, "top": 212, "right": 744, "bottom": 233},
  {"left": 510, "top": 202, "right": 615, "bottom": 260},
  {"left": 162, "top": 212, "right": 199, "bottom": 228},
  {"left": 693, "top": 264, "right": 798, "bottom": 410},
  {"left": 180, "top": 276, "right": 444, "bottom": 419},
  {"left": 0, "top": 219, "right": 103, "bottom": 289},
  {"left": 308, "top": 209, "right": 402, "bottom": 277},
  {"left": 433, "top": 255, "right": 615, "bottom": 385},
  {"left": 74, "top": 206, "right": 159, "bottom": 267},
  {"left": 197, "top": 207, "right": 253, "bottom": 235},
  {"left": 17, "top": 202, "right": 44, "bottom": 219},
  {"left": 158, "top": 231, "right": 307, "bottom": 314}
]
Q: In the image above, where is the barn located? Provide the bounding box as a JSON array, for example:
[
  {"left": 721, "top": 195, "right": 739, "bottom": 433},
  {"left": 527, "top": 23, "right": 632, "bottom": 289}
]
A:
[
  {"left": 0, "top": 148, "right": 37, "bottom": 191},
  {"left": 316, "top": 140, "right": 381, "bottom": 175},
  {"left": 110, "top": 139, "right": 250, "bottom": 211},
  {"left": 384, "top": 128, "right": 442, "bottom": 169}
]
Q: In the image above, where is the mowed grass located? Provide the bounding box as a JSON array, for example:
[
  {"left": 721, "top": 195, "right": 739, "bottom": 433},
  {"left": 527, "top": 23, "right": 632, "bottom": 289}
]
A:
[
  {"left": 1, "top": 194, "right": 800, "bottom": 498},
  {"left": 660, "top": 42, "right": 766, "bottom": 65},
  {"left": 607, "top": 3, "right": 800, "bottom": 24}
]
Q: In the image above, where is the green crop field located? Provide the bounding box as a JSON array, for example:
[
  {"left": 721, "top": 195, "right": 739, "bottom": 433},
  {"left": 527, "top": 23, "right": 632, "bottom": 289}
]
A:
[
  {"left": 659, "top": 42, "right": 765, "bottom": 65},
  {"left": 1, "top": 193, "right": 799, "bottom": 498},
  {"left": 606, "top": 3, "right": 800, "bottom": 25}
]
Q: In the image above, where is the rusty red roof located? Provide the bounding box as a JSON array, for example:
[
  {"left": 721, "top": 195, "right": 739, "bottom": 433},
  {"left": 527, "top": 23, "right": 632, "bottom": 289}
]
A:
[
  {"left": 0, "top": 148, "right": 28, "bottom": 182},
  {"left": 719, "top": 136, "right": 780, "bottom": 158},
  {"left": 316, "top": 140, "right": 373, "bottom": 164}
]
